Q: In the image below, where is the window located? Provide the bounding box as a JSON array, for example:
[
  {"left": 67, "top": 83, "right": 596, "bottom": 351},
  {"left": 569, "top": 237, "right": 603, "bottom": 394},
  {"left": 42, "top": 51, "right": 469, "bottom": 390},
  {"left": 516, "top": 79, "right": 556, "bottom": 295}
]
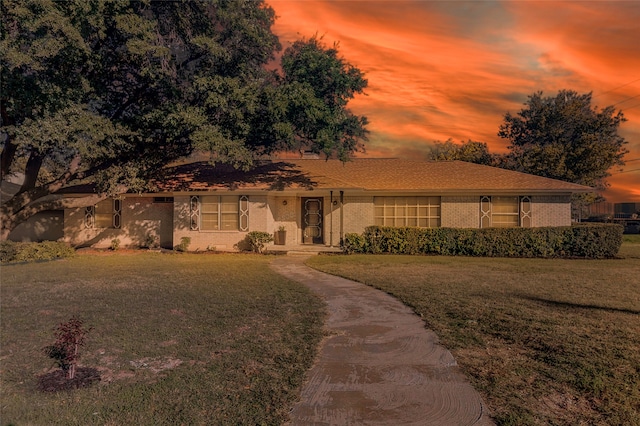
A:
[
  {"left": 85, "top": 199, "right": 121, "bottom": 229},
  {"left": 190, "top": 195, "right": 249, "bottom": 231},
  {"left": 153, "top": 197, "right": 174, "bottom": 203},
  {"left": 480, "top": 196, "right": 531, "bottom": 228},
  {"left": 374, "top": 196, "right": 440, "bottom": 228}
]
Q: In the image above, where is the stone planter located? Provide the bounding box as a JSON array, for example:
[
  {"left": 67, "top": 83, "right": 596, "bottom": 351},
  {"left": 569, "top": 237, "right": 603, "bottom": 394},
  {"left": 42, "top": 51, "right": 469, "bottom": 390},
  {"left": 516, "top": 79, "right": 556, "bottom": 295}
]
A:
[{"left": 274, "top": 230, "right": 287, "bottom": 245}]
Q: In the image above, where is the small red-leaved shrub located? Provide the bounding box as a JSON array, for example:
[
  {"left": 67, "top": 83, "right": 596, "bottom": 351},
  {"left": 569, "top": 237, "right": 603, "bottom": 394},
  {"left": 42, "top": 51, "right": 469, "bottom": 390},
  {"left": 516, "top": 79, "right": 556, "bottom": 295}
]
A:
[{"left": 44, "top": 317, "right": 92, "bottom": 380}]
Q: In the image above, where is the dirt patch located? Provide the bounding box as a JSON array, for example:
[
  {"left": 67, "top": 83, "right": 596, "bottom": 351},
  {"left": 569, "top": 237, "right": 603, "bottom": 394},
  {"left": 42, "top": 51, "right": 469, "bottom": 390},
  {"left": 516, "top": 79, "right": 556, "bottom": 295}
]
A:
[
  {"left": 129, "top": 357, "right": 183, "bottom": 373},
  {"left": 539, "top": 389, "right": 599, "bottom": 424},
  {"left": 38, "top": 368, "right": 101, "bottom": 392},
  {"left": 97, "top": 367, "right": 135, "bottom": 383}
]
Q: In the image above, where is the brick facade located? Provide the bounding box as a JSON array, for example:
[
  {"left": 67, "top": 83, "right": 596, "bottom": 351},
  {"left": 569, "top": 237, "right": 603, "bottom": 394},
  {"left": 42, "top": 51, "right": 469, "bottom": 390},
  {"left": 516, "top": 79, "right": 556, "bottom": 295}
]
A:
[
  {"left": 63, "top": 192, "right": 574, "bottom": 251},
  {"left": 441, "top": 196, "right": 479, "bottom": 228},
  {"left": 64, "top": 197, "right": 173, "bottom": 248},
  {"left": 172, "top": 194, "right": 272, "bottom": 251},
  {"left": 531, "top": 195, "right": 572, "bottom": 227}
]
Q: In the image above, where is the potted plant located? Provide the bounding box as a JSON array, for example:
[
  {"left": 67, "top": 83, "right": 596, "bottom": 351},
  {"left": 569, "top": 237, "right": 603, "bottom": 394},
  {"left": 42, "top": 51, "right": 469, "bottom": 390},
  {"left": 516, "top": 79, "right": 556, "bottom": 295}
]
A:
[{"left": 274, "top": 225, "right": 287, "bottom": 245}]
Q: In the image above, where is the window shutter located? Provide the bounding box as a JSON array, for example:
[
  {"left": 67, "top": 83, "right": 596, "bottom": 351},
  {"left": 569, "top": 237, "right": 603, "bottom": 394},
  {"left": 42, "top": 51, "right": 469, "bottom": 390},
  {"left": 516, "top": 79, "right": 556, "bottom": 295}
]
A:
[{"left": 190, "top": 196, "right": 200, "bottom": 231}]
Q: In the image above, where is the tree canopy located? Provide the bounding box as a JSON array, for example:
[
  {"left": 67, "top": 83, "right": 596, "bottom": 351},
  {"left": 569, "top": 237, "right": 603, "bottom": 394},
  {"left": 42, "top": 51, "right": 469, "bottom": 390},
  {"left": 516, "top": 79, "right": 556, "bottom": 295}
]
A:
[
  {"left": 0, "top": 0, "right": 368, "bottom": 238},
  {"left": 498, "top": 90, "right": 628, "bottom": 189},
  {"left": 427, "top": 139, "right": 498, "bottom": 166}
]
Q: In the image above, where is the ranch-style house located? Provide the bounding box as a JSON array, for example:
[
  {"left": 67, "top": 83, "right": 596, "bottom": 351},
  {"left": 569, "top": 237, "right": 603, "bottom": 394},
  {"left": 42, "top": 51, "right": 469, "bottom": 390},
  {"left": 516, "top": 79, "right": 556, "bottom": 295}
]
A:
[{"left": 11, "top": 158, "right": 593, "bottom": 250}]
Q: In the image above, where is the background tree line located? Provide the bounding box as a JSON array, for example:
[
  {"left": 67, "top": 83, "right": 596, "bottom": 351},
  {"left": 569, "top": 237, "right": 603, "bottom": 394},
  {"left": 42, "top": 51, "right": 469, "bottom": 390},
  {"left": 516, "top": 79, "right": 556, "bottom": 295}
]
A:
[{"left": 428, "top": 90, "right": 628, "bottom": 200}]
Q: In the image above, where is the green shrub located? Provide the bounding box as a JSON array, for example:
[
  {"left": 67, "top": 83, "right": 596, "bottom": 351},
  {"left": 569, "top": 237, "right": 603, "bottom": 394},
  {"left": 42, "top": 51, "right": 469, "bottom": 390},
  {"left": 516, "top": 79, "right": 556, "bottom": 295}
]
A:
[
  {"left": 143, "top": 233, "right": 159, "bottom": 249},
  {"left": 175, "top": 237, "right": 191, "bottom": 252},
  {"left": 0, "top": 241, "right": 19, "bottom": 263},
  {"left": 110, "top": 238, "right": 120, "bottom": 251},
  {"left": 246, "top": 231, "right": 273, "bottom": 253},
  {"left": 342, "top": 233, "right": 367, "bottom": 254},
  {"left": 0, "top": 241, "right": 75, "bottom": 263},
  {"left": 350, "top": 224, "right": 623, "bottom": 259}
]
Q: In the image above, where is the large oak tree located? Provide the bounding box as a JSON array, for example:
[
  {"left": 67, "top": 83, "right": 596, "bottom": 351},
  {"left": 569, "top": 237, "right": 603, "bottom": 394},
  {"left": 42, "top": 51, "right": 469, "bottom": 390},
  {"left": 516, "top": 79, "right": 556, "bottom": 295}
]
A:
[
  {"left": 498, "top": 90, "right": 628, "bottom": 189},
  {"left": 0, "top": 0, "right": 368, "bottom": 239}
]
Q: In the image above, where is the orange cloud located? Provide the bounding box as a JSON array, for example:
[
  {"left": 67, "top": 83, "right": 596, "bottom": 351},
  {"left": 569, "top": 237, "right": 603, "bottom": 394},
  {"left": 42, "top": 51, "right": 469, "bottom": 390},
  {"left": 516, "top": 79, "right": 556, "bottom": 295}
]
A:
[{"left": 271, "top": 0, "right": 640, "bottom": 201}]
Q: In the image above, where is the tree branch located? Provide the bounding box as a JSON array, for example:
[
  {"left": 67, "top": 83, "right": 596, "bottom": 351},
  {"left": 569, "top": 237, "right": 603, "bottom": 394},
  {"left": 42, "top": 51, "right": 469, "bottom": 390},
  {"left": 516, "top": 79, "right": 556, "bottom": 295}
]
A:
[
  {"left": 110, "top": 82, "right": 150, "bottom": 120},
  {"left": 2, "top": 155, "right": 82, "bottom": 218}
]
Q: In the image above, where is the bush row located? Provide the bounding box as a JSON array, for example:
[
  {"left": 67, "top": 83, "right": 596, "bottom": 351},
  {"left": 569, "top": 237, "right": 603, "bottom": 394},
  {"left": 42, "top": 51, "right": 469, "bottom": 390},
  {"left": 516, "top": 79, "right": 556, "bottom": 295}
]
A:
[
  {"left": 0, "top": 241, "right": 76, "bottom": 263},
  {"left": 342, "top": 224, "right": 623, "bottom": 259}
]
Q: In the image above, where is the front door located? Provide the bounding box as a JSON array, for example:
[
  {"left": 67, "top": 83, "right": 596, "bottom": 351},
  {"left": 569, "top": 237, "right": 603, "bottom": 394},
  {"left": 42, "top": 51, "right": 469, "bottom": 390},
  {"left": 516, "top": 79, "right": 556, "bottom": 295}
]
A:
[{"left": 302, "top": 198, "right": 323, "bottom": 244}]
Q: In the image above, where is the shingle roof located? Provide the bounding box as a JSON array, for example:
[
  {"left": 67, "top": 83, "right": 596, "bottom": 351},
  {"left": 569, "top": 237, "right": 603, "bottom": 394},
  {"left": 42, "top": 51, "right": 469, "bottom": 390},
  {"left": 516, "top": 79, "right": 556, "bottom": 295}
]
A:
[{"left": 157, "top": 158, "right": 592, "bottom": 193}]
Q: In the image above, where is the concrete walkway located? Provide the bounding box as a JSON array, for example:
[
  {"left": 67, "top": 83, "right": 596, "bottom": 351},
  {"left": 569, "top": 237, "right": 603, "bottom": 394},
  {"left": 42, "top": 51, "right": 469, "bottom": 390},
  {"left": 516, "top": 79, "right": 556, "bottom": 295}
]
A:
[{"left": 270, "top": 255, "right": 493, "bottom": 426}]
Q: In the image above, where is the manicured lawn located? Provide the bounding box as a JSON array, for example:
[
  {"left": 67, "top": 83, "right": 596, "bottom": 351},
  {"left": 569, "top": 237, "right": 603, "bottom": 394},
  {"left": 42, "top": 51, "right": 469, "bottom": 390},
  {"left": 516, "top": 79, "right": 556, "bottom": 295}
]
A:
[
  {"left": 1, "top": 253, "right": 324, "bottom": 425},
  {"left": 307, "top": 240, "right": 640, "bottom": 426}
]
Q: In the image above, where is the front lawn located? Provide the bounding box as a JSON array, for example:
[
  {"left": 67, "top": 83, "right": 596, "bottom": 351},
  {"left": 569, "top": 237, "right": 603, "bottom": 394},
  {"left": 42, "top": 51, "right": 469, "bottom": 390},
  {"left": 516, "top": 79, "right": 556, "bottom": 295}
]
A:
[
  {"left": 307, "top": 240, "right": 640, "bottom": 425},
  {"left": 1, "top": 253, "right": 324, "bottom": 425}
]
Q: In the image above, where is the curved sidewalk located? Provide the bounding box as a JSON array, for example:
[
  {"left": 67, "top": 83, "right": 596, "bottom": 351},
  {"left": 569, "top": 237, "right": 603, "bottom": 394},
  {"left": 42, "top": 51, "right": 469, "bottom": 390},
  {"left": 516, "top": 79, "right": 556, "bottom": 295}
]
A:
[{"left": 271, "top": 255, "right": 493, "bottom": 426}]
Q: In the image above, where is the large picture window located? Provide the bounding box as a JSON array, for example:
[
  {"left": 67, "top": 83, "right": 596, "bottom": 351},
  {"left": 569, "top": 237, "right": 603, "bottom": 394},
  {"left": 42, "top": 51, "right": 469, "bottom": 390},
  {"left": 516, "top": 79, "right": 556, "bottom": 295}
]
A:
[
  {"left": 85, "top": 199, "right": 121, "bottom": 229},
  {"left": 191, "top": 195, "right": 249, "bottom": 231},
  {"left": 374, "top": 196, "right": 441, "bottom": 228},
  {"left": 480, "top": 196, "right": 531, "bottom": 228}
]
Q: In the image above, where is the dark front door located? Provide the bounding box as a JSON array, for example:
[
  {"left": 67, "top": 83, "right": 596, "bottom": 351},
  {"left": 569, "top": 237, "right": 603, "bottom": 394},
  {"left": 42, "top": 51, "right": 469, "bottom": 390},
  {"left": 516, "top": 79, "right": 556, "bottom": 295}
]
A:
[{"left": 302, "top": 198, "right": 323, "bottom": 244}]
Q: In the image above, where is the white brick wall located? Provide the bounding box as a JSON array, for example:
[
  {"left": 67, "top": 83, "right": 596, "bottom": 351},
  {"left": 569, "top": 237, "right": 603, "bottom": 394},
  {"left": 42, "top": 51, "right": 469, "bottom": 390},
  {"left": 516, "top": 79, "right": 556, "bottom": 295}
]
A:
[
  {"left": 531, "top": 195, "right": 572, "bottom": 227},
  {"left": 64, "top": 197, "right": 172, "bottom": 248},
  {"left": 441, "top": 196, "right": 479, "bottom": 228},
  {"left": 172, "top": 194, "right": 272, "bottom": 251},
  {"left": 63, "top": 192, "right": 575, "bottom": 250}
]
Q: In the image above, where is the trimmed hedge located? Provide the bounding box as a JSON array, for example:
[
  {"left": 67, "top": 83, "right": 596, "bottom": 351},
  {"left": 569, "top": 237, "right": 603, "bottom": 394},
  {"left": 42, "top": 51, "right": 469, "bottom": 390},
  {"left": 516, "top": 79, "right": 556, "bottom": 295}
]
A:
[
  {"left": 342, "top": 224, "right": 623, "bottom": 259},
  {"left": 0, "top": 241, "right": 76, "bottom": 263}
]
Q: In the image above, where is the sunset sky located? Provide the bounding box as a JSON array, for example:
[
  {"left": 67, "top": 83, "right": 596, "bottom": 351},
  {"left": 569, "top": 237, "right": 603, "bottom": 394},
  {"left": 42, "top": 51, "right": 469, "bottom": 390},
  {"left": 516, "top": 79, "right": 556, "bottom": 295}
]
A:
[{"left": 271, "top": 0, "right": 640, "bottom": 202}]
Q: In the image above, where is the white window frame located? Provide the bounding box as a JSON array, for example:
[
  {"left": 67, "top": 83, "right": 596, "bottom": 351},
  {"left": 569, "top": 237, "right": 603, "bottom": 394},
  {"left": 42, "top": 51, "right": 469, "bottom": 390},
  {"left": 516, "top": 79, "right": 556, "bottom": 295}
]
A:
[
  {"left": 480, "top": 196, "right": 532, "bottom": 228},
  {"left": 189, "top": 195, "right": 249, "bottom": 232},
  {"left": 84, "top": 198, "right": 122, "bottom": 229},
  {"left": 374, "top": 196, "right": 441, "bottom": 228}
]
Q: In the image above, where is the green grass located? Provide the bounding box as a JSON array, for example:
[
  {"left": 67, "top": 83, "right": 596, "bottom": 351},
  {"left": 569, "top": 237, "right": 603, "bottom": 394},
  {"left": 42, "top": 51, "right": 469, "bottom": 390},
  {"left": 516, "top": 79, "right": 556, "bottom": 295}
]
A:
[
  {"left": 307, "top": 240, "right": 640, "bottom": 426},
  {"left": 622, "top": 233, "right": 640, "bottom": 245},
  {"left": 1, "top": 252, "right": 324, "bottom": 425}
]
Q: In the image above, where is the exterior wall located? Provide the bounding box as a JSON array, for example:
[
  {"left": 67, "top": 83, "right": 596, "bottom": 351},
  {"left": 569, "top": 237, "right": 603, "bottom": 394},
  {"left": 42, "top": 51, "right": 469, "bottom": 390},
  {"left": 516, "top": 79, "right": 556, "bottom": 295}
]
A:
[
  {"left": 61, "top": 191, "right": 575, "bottom": 250},
  {"left": 64, "top": 197, "right": 173, "bottom": 248},
  {"left": 269, "top": 194, "right": 376, "bottom": 247},
  {"left": 8, "top": 210, "right": 64, "bottom": 242},
  {"left": 327, "top": 194, "right": 480, "bottom": 234},
  {"left": 337, "top": 195, "right": 374, "bottom": 236},
  {"left": 531, "top": 195, "right": 572, "bottom": 227},
  {"left": 173, "top": 194, "right": 272, "bottom": 251},
  {"left": 270, "top": 196, "right": 297, "bottom": 245},
  {"left": 441, "top": 196, "right": 479, "bottom": 228},
  {"left": 318, "top": 194, "right": 573, "bottom": 234}
]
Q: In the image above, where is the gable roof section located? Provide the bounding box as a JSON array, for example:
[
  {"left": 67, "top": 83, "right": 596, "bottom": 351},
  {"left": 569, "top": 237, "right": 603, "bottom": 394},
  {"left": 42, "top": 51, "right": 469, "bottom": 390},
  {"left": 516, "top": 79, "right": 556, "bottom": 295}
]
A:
[{"left": 158, "top": 159, "right": 592, "bottom": 194}]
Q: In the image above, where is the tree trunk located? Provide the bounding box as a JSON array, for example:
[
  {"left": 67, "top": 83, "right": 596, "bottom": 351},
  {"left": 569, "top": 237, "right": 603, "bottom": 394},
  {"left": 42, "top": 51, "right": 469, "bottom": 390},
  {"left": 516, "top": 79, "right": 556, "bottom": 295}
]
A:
[
  {"left": 1, "top": 104, "right": 17, "bottom": 180},
  {"left": 0, "top": 138, "right": 18, "bottom": 180},
  {"left": 18, "top": 151, "right": 44, "bottom": 194}
]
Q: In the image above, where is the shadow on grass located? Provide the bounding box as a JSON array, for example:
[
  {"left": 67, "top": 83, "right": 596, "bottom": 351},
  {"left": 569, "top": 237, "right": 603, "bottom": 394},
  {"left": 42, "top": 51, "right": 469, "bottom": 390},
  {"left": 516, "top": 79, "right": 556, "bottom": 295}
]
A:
[
  {"left": 519, "top": 295, "right": 640, "bottom": 316},
  {"left": 38, "top": 368, "right": 101, "bottom": 392}
]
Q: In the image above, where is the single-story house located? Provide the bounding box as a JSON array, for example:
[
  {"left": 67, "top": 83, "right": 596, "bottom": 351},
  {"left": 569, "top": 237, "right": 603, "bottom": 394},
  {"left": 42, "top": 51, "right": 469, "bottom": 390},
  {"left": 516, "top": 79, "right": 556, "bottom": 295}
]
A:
[{"left": 60, "top": 158, "right": 593, "bottom": 251}]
